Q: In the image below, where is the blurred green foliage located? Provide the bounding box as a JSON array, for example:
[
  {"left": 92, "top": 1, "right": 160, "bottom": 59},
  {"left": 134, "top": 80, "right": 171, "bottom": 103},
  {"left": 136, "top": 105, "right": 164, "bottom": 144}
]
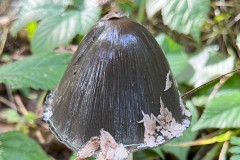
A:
[
  {"left": 0, "top": 0, "right": 240, "bottom": 160},
  {"left": 229, "top": 137, "right": 240, "bottom": 160},
  {"left": 0, "top": 132, "right": 49, "bottom": 160}
]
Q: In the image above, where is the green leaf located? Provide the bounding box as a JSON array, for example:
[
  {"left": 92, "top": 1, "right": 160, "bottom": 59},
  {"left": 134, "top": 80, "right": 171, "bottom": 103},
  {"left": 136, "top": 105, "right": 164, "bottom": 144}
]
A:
[
  {"left": 69, "top": 153, "right": 94, "bottom": 160},
  {"left": 152, "top": 148, "right": 165, "bottom": 159},
  {"left": 31, "top": 1, "right": 101, "bottom": 54},
  {"left": 230, "top": 137, "right": 240, "bottom": 146},
  {"left": 133, "top": 150, "right": 159, "bottom": 160},
  {"left": 156, "top": 34, "right": 183, "bottom": 53},
  {"left": 119, "top": 1, "right": 136, "bottom": 15},
  {"left": 72, "top": 0, "right": 101, "bottom": 35},
  {"left": 30, "top": 0, "right": 101, "bottom": 54},
  {"left": 24, "top": 112, "right": 37, "bottom": 122},
  {"left": 229, "top": 137, "right": 240, "bottom": 160},
  {"left": 31, "top": 10, "right": 81, "bottom": 54},
  {"left": 155, "top": 34, "right": 189, "bottom": 80},
  {"left": 202, "top": 143, "right": 222, "bottom": 160},
  {"left": 0, "top": 131, "right": 48, "bottom": 160},
  {"left": 231, "top": 155, "right": 240, "bottom": 160},
  {"left": 192, "top": 90, "right": 240, "bottom": 131},
  {"left": 69, "top": 153, "right": 77, "bottom": 160},
  {"left": 146, "top": 0, "right": 163, "bottom": 19},
  {"left": 221, "top": 74, "right": 240, "bottom": 91},
  {"left": 192, "top": 96, "right": 208, "bottom": 107},
  {"left": 214, "top": 13, "right": 231, "bottom": 22},
  {"left": 10, "top": 0, "right": 70, "bottom": 36},
  {"left": 0, "top": 109, "right": 20, "bottom": 123},
  {"left": 160, "top": 101, "right": 199, "bottom": 160},
  {"left": 229, "top": 146, "right": 240, "bottom": 154},
  {"left": 189, "top": 45, "right": 235, "bottom": 87},
  {"left": 0, "top": 53, "right": 72, "bottom": 89},
  {"left": 161, "top": 0, "right": 210, "bottom": 41},
  {"left": 25, "top": 21, "right": 38, "bottom": 39}
]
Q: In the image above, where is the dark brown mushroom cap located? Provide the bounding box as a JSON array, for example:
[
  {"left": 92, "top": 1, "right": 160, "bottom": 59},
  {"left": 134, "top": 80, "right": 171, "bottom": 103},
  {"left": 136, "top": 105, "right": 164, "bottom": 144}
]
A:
[{"left": 44, "top": 14, "right": 191, "bottom": 152}]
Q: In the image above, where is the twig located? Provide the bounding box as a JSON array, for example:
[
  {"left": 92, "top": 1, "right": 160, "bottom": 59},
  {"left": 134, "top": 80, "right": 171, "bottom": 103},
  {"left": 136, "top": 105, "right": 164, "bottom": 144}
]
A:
[
  {"left": 14, "top": 94, "right": 28, "bottom": 115},
  {"left": 0, "top": 28, "right": 8, "bottom": 56},
  {"left": 0, "top": 96, "right": 17, "bottom": 109},
  {"left": 235, "top": 13, "right": 240, "bottom": 22},
  {"left": 12, "top": 46, "right": 28, "bottom": 60},
  {"left": 36, "top": 91, "right": 47, "bottom": 114},
  {"left": 55, "top": 45, "right": 77, "bottom": 54},
  {"left": 35, "top": 130, "right": 46, "bottom": 144},
  {"left": 182, "top": 68, "right": 240, "bottom": 98},
  {"left": 219, "top": 141, "right": 228, "bottom": 160},
  {"left": 152, "top": 21, "right": 198, "bottom": 51},
  {"left": 169, "top": 130, "right": 238, "bottom": 147},
  {"left": 214, "top": 1, "right": 234, "bottom": 7},
  {"left": 208, "top": 75, "right": 231, "bottom": 100},
  {"left": 5, "top": 85, "right": 15, "bottom": 104},
  {"left": 37, "top": 121, "right": 49, "bottom": 130}
]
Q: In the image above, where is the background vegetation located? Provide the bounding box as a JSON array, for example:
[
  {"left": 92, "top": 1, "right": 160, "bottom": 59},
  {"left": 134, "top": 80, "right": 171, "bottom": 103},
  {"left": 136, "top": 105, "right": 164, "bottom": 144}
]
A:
[{"left": 0, "top": 0, "right": 240, "bottom": 160}]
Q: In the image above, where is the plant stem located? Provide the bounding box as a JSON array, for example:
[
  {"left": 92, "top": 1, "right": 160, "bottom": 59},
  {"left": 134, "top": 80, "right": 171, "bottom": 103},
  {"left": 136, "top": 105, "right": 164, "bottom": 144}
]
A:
[
  {"left": 36, "top": 91, "right": 48, "bottom": 112},
  {"left": 111, "top": 1, "right": 120, "bottom": 12},
  {"left": 0, "top": 28, "right": 8, "bottom": 56},
  {"left": 137, "top": 0, "right": 146, "bottom": 23}
]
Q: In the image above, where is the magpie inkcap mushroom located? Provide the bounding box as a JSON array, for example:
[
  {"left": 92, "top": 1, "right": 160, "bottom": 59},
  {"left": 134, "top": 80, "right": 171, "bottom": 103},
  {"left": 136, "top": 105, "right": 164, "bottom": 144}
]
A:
[{"left": 43, "top": 12, "right": 191, "bottom": 159}]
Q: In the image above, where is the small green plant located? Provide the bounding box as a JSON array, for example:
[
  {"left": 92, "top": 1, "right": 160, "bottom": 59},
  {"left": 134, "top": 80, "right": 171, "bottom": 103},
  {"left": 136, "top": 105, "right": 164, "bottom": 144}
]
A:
[{"left": 1, "top": 109, "right": 37, "bottom": 134}]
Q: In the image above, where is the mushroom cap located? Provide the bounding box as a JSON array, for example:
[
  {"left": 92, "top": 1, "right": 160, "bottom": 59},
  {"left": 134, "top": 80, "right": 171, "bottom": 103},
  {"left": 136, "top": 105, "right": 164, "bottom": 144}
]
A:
[{"left": 44, "top": 14, "right": 191, "bottom": 152}]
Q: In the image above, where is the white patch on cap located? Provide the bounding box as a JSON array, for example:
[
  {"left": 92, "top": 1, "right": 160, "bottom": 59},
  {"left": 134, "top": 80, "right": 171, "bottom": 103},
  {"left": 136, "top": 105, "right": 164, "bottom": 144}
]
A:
[
  {"left": 156, "top": 136, "right": 165, "bottom": 144},
  {"left": 160, "top": 130, "right": 174, "bottom": 139},
  {"left": 77, "top": 130, "right": 129, "bottom": 160},
  {"left": 138, "top": 97, "right": 191, "bottom": 148},
  {"left": 183, "top": 119, "right": 191, "bottom": 128},
  {"left": 178, "top": 92, "right": 192, "bottom": 117},
  {"left": 164, "top": 71, "right": 172, "bottom": 91},
  {"left": 77, "top": 137, "right": 100, "bottom": 159},
  {"left": 138, "top": 111, "right": 158, "bottom": 147},
  {"left": 179, "top": 96, "right": 191, "bottom": 117},
  {"left": 111, "top": 144, "right": 129, "bottom": 160},
  {"left": 179, "top": 96, "right": 186, "bottom": 115},
  {"left": 97, "top": 130, "right": 128, "bottom": 160},
  {"left": 42, "top": 108, "right": 53, "bottom": 121},
  {"left": 184, "top": 110, "right": 191, "bottom": 117}
]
